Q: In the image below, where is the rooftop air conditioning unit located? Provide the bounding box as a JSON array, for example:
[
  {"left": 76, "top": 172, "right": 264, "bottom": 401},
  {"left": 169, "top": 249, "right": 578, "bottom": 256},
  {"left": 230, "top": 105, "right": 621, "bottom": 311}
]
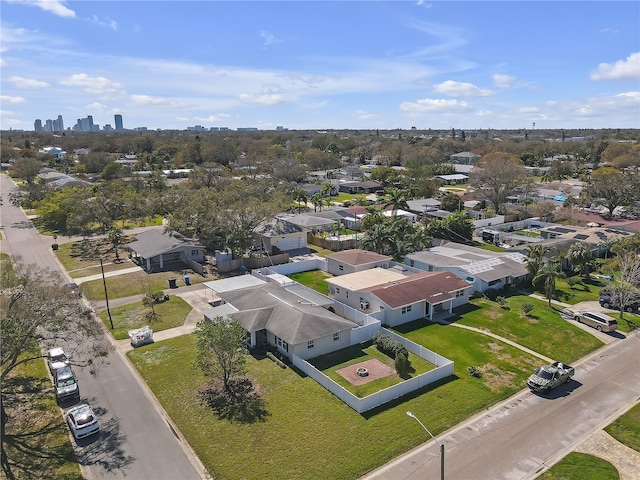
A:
[{"left": 360, "top": 301, "right": 369, "bottom": 310}]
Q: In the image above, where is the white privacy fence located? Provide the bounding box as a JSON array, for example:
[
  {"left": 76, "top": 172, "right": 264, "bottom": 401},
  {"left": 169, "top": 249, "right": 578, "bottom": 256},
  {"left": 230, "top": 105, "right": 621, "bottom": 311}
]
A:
[{"left": 292, "top": 328, "right": 454, "bottom": 413}]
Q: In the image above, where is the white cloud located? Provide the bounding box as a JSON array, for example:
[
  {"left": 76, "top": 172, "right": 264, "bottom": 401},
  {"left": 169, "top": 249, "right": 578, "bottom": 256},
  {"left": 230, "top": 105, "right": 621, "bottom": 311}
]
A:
[
  {"left": 194, "top": 114, "right": 231, "bottom": 122},
  {"left": 260, "top": 30, "right": 280, "bottom": 46},
  {"left": 399, "top": 98, "right": 470, "bottom": 112},
  {"left": 239, "top": 93, "right": 288, "bottom": 105},
  {"left": 517, "top": 107, "right": 539, "bottom": 114},
  {"left": 130, "top": 94, "right": 182, "bottom": 107},
  {"left": 85, "top": 102, "right": 109, "bottom": 111},
  {"left": 0, "top": 95, "right": 26, "bottom": 104},
  {"left": 493, "top": 74, "right": 515, "bottom": 88},
  {"left": 59, "top": 73, "right": 121, "bottom": 93},
  {"left": 433, "top": 80, "right": 494, "bottom": 97},
  {"left": 591, "top": 52, "right": 640, "bottom": 81},
  {"left": 353, "top": 110, "right": 377, "bottom": 120},
  {"left": 91, "top": 15, "right": 118, "bottom": 30},
  {"left": 8, "top": 76, "right": 50, "bottom": 88},
  {"left": 8, "top": 0, "right": 75, "bottom": 18}
]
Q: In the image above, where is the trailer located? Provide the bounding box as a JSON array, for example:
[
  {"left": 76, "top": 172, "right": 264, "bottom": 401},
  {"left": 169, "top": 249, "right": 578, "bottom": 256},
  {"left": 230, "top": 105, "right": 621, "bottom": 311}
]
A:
[{"left": 128, "top": 326, "right": 154, "bottom": 347}]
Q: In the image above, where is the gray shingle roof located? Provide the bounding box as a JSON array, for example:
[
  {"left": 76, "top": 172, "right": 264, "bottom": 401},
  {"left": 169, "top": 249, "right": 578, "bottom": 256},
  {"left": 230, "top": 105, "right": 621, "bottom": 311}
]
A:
[{"left": 127, "top": 230, "right": 203, "bottom": 258}]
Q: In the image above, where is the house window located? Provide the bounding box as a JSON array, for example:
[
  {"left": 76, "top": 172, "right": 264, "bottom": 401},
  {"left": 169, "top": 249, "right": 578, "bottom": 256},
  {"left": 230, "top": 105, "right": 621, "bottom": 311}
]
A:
[
  {"left": 410, "top": 260, "right": 414, "bottom": 267},
  {"left": 277, "top": 336, "right": 283, "bottom": 347},
  {"left": 333, "top": 333, "right": 340, "bottom": 342},
  {"left": 339, "top": 265, "right": 344, "bottom": 271},
  {"left": 336, "top": 287, "right": 340, "bottom": 294},
  {"left": 456, "top": 290, "right": 465, "bottom": 298},
  {"left": 191, "top": 249, "right": 199, "bottom": 256},
  {"left": 307, "top": 340, "right": 314, "bottom": 349},
  {"left": 346, "top": 291, "right": 349, "bottom": 298},
  {"left": 428, "top": 265, "right": 433, "bottom": 271},
  {"left": 401, "top": 305, "right": 412, "bottom": 314},
  {"left": 488, "top": 279, "right": 501, "bottom": 287}
]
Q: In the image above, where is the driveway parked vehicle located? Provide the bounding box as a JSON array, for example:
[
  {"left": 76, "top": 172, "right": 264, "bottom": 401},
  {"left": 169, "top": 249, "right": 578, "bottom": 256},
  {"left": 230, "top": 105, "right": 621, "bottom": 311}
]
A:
[
  {"left": 47, "top": 346, "right": 70, "bottom": 373},
  {"left": 53, "top": 365, "right": 80, "bottom": 402},
  {"left": 599, "top": 295, "right": 640, "bottom": 313},
  {"left": 573, "top": 311, "right": 618, "bottom": 332},
  {"left": 66, "top": 404, "right": 100, "bottom": 440}
]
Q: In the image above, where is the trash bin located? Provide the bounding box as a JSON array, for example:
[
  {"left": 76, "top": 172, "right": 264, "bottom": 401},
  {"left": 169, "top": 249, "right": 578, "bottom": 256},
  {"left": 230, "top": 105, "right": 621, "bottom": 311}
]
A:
[
  {"left": 183, "top": 275, "right": 191, "bottom": 286},
  {"left": 168, "top": 277, "right": 177, "bottom": 289},
  {"left": 52, "top": 244, "right": 59, "bottom": 251}
]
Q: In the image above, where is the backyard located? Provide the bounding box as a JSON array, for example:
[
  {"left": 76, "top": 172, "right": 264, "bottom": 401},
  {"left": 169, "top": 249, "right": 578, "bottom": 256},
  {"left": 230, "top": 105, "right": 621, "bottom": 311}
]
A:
[
  {"left": 308, "top": 340, "right": 436, "bottom": 397},
  {"left": 288, "top": 269, "right": 332, "bottom": 295}
]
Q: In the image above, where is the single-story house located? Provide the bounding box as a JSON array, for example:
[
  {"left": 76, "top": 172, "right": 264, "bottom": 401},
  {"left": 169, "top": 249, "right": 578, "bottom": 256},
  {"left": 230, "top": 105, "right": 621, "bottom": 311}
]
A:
[
  {"left": 383, "top": 208, "right": 418, "bottom": 223},
  {"left": 325, "top": 268, "right": 407, "bottom": 307},
  {"left": 337, "top": 180, "right": 381, "bottom": 194},
  {"left": 203, "top": 277, "right": 357, "bottom": 360},
  {"left": 405, "top": 242, "right": 528, "bottom": 293},
  {"left": 364, "top": 271, "right": 472, "bottom": 325},
  {"left": 325, "top": 249, "right": 391, "bottom": 276},
  {"left": 254, "top": 218, "right": 308, "bottom": 252},
  {"left": 406, "top": 198, "right": 441, "bottom": 216},
  {"left": 127, "top": 229, "right": 205, "bottom": 272},
  {"left": 437, "top": 173, "right": 469, "bottom": 185}
]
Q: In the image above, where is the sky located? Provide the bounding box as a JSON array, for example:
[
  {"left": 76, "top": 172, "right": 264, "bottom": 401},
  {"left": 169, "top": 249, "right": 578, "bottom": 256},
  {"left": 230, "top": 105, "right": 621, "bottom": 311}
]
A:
[{"left": 1, "top": 1, "right": 639, "bottom": 132}]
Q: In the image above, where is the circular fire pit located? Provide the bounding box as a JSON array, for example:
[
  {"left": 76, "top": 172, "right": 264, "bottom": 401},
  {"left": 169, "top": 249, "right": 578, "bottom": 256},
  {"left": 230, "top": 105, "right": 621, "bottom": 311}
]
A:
[{"left": 356, "top": 367, "right": 369, "bottom": 377}]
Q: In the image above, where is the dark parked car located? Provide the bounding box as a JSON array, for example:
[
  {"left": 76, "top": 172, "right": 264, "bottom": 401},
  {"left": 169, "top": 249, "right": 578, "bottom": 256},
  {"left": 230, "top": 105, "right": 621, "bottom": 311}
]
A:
[{"left": 599, "top": 295, "right": 639, "bottom": 313}]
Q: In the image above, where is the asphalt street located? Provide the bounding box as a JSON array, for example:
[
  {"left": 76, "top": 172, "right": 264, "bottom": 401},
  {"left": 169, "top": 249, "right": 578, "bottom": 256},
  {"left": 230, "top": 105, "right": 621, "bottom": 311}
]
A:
[{"left": 0, "top": 174, "right": 207, "bottom": 480}]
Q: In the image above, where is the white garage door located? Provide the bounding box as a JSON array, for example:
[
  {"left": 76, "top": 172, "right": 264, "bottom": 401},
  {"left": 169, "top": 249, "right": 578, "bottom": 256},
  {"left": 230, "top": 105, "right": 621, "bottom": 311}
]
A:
[{"left": 276, "top": 235, "right": 306, "bottom": 251}]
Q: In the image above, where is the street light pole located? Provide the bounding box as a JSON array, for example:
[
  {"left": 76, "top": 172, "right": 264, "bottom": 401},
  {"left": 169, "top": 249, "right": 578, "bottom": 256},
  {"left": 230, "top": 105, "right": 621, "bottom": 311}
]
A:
[{"left": 407, "top": 411, "right": 444, "bottom": 480}]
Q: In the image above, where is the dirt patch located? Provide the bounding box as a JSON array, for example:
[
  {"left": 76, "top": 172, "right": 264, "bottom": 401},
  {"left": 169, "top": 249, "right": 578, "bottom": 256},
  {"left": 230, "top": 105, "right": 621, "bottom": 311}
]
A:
[
  {"left": 481, "top": 364, "right": 516, "bottom": 392},
  {"left": 337, "top": 358, "right": 396, "bottom": 386},
  {"left": 487, "top": 342, "right": 503, "bottom": 353}
]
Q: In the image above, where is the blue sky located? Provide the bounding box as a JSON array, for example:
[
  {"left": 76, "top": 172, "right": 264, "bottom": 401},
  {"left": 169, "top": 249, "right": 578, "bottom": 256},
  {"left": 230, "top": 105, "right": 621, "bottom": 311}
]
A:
[{"left": 1, "top": 1, "right": 638, "bottom": 131}]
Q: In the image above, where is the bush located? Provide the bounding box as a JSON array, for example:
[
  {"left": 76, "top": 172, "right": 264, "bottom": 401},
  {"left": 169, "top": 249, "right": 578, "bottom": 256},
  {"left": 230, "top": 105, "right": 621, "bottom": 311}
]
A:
[
  {"left": 566, "top": 276, "right": 581, "bottom": 287},
  {"left": 521, "top": 303, "right": 534, "bottom": 316},
  {"left": 372, "top": 331, "right": 408, "bottom": 359},
  {"left": 496, "top": 296, "right": 507, "bottom": 308},
  {"left": 468, "top": 366, "right": 482, "bottom": 378},
  {"left": 484, "top": 288, "right": 500, "bottom": 301},
  {"left": 395, "top": 353, "right": 409, "bottom": 376}
]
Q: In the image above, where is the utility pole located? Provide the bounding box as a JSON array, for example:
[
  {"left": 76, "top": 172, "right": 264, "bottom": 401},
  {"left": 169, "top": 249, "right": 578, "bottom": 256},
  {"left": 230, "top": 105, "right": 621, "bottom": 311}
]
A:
[{"left": 100, "top": 258, "right": 114, "bottom": 329}]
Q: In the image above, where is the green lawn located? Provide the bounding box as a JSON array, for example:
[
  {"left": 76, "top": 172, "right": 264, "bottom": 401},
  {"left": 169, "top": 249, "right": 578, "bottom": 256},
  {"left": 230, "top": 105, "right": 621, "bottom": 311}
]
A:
[
  {"left": 308, "top": 341, "right": 436, "bottom": 397},
  {"left": 2, "top": 354, "right": 82, "bottom": 480},
  {"left": 538, "top": 452, "right": 619, "bottom": 480},
  {"left": 99, "top": 295, "right": 193, "bottom": 339},
  {"left": 522, "top": 276, "right": 607, "bottom": 305},
  {"left": 605, "top": 401, "right": 640, "bottom": 452},
  {"left": 454, "top": 296, "right": 603, "bottom": 362},
  {"left": 288, "top": 269, "right": 332, "bottom": 295},
  {"left": 128, "top": 327, "right": 542, "bottom": 480},
  {"left": 80, "top": 270, "right": 211, "bottom": 301}
]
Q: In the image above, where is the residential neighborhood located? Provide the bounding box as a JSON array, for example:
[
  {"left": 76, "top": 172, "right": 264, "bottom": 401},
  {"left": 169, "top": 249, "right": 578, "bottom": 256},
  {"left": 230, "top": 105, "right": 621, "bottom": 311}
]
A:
[{"left": 2, "top": 127, "right": 640, "bottom": 480}]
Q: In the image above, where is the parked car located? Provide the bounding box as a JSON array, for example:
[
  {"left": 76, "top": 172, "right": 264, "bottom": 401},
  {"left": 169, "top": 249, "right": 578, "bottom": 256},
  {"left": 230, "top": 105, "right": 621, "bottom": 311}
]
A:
[
  {"left": 66, "top": 404, "right": 100, "bottom": 439},
  {"left": 47, "top": 346, "right": 70, "bottom": 373},
  {"left": 53, "top": 365, "right": 80, "bottom": 402},
  {"left": 573, "top": 311, "right": 618, "bottom": 332},
  {"left": 599, "top": 295, "right": 639, "bottom": 313},
  {"left": 527, "top": 361, "right": 575, "bottom": 394}
]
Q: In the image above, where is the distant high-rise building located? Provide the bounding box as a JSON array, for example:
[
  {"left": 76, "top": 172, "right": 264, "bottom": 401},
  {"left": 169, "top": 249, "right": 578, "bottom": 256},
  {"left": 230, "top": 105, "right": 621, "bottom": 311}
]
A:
[
  {"left": 34, "top": 119, "right": 43, "bottom": 132},
  {"left": 114, "top": 114, "right": 123, "bottom": 131},
  {"left": 45, "top": 119, "right": 54, "bottom": 132},
  {"left": 57, "top": 115, "right": 64, "bottom": 132}
]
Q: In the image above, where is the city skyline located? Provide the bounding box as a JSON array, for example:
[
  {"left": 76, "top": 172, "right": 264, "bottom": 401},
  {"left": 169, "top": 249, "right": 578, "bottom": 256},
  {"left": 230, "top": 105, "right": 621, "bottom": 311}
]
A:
[{"left": 1, "top": 1, "right": 639, "bottom": 131}]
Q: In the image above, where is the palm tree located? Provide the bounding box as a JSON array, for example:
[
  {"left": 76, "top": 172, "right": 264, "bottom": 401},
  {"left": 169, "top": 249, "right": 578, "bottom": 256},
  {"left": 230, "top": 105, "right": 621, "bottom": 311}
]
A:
[
  {"left": 310, "top": 192, "right": 324, "bottom": 212},
  {"left": 361, "top": 222, "right": 390, "bottom": 255},
  {"left": 567, "top": 242, "right": 592, "bottom": 280},
  {"left": 524, "top": 244, "right": 549, "bottom": 281},
  {"left": 293, "top": 188, "right": 308, "bottom": 214},
  {"left": 384, "top": 188, "right": 409, "bottom": 216},
  {"left": 532, "top": 262, "right": 562, "bottom": 306}
]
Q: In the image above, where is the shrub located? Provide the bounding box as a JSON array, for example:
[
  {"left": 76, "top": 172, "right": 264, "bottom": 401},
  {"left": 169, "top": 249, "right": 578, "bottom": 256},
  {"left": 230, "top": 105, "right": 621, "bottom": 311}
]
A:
[
  {"left": 566, "top": 276, "right": 581, "bottom": 287},
  {"left": 468, "top": 366, "right": 482, "bottom": 378},
  {"left": 372, "top": 331, "right": 408, "bottom": 359},
  {"left": 521, "top": 303, "right": 534, "bottom": 316},
  {"left": 484, "top": 288, "right": 500, "bottom": 301},
  {"left": 496, "top": 296, "right": 507, "bottom": 308},
  {"left": 395, "top": 352, "right": 409, "bottom": 376}
]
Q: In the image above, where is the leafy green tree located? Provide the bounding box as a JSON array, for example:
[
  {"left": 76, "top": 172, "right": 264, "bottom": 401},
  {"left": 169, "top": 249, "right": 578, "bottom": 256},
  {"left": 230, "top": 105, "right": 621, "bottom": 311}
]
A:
[
  {"left": 440, "top": 193, "right": 463, "bottom": 212},
  {"left": 581, "top": 167, "right": 639, "bottom": 216},
  {"left": 8, "top": 157, "right": 42, "bottom": 185},
  {"left": 195, "top": 317, "right": 248, "bottom": 393},
  {"left": 424, "top": 211, "right": 473, "bottom": 243}
]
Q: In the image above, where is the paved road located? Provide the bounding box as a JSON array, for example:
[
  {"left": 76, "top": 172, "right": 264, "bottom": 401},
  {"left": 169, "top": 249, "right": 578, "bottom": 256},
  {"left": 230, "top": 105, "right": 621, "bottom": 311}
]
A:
[
  {"left": 0, "top": 174, "right": 207, "bottom": 480},
  {"left": 363, "top": 332, "right": 640, "bottom": 480}
]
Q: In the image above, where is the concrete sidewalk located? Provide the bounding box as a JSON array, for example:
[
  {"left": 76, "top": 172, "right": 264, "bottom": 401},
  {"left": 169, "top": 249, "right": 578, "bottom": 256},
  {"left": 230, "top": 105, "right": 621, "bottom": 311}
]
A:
[{"left": 75, "top": 266, "right": 145, "bottom": 284}]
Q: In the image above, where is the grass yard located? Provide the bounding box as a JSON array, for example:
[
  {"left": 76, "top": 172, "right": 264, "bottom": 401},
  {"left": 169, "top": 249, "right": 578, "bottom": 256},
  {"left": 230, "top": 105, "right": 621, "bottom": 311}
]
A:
[
  {"left": 524, "top": 276, "right": 607, "bottom": 305},
  {"left": 307, "top": 244, "right": 334, "bottom": 257},
  {"left": 454, "top": 296, "right": 604, "bottom": 362},
  {"left": 537, "top": 452, "right": 619, "bottom": 480},
  {"left": 605, "top": 401, "right": 640, "bottom": 452},
  {"left": 128, "top": 328, "right": 542, "bottom": 480},
  {"left": 1, "top": 354, "right": 82, "bottom": 480},
  {"left": 98, "top": 295, "right": 193, "bottom": 339},
  {"left": 308, "top": 341, "right": 436, "bottom": 397},
  {"left": 80, "top": 270, "right": 212, "bottom": 301},
  {"left": 288, "top": 269, "right": 332, "bottom": 295}
]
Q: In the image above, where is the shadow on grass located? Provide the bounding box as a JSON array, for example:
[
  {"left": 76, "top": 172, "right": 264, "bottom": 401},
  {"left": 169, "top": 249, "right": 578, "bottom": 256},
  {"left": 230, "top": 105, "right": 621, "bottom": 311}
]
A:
[
  {"left": 198, "top": 378, "right": 269, "bottom": 424},
  {"left": 307, "top": 341, "right": 372, "bottom": 370},
  {"left": 361, "top": 375, "right": 459, "bottom": 419}
]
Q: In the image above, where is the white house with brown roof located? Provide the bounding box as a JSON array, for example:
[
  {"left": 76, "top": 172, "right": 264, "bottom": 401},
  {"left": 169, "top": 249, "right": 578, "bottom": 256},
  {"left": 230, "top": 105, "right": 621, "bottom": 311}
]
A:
[
  {"left": 327, "top": 269, "right": 471, "bottom": 325},
  {"left": 325, "top": 249, "right": 391, "bottom": 276}
]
